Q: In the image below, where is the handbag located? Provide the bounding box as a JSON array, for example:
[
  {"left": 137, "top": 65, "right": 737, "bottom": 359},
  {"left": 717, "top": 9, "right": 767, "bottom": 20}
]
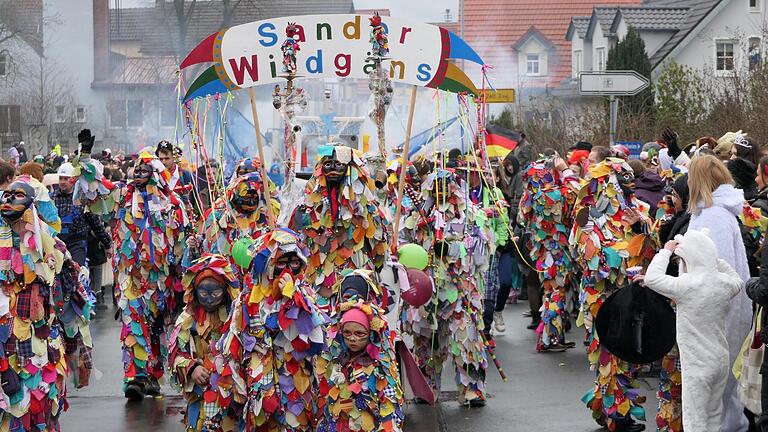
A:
[{"left": 735, "top": 306, "right": 764, "bottom": 414}]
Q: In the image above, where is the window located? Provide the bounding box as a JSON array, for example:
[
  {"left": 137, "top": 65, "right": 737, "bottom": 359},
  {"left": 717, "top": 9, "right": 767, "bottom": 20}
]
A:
[
  {"left": 749, "top": 37, "right": 762, "bottom": 70},
  {"left": 573, "top": 50, "right": 582, "bottom": 78},
  {"left": 750, "top": 0, "right": 761, "bottom": 11},
  {"left": 0, "top": 51, "right": 8, "bottom": 77},
  {"left": 75, "top": 106, "right": 86, "bottom": 123},
  {"left": 596, "top": 47, "right": 606, "bottom": 71},
  {"left": 526, "top": 54, "right": 540, "bottom": 75},
  {"left": 159, "top": 100, "right": 176, "bottom": 127},
  {"left": 127, "top": 100, "right": 143, "bottom": 128},
  {"left": 108, "top": 100, "right": 127, "bottom": 128},
  {"left": 716, "top": 40, "right": 735, "bottom": 71},
  {"left": 55, "top": 105, "right": 66, "bottom": 123},
  {"left": 0, "top": 105, "right": 21, "bottom": 134}
]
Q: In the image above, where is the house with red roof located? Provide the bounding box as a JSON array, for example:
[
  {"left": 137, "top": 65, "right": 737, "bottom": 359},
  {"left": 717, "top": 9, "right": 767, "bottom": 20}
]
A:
[{"left": 461, "top": 0, "right": 641, "bottom": 105}]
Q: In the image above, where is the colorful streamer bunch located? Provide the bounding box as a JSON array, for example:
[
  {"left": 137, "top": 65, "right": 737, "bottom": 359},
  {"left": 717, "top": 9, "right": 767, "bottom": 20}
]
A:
[
  {"left": 316, "top": 300, "right": 403, "bottom": 432},
  {"left": 71, "top": 153, "right": 115, "bottom": 216},
  {"left": 208, "top": 229, "right": 327, "bottom": 431}
]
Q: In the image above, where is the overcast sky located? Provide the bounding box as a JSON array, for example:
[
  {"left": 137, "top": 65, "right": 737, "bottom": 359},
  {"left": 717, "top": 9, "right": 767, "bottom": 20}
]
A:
[{"left": 117, "top": 0, "right": 460, "bottom": 23}]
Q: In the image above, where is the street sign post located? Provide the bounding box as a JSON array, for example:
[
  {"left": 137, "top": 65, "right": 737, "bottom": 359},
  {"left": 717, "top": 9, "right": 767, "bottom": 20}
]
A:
[
  {"left": 578, "top": 71, "right": 650, "bottom": 145},
  {"left": 484, "top": 89, "right": 516, "bottom": 103}
]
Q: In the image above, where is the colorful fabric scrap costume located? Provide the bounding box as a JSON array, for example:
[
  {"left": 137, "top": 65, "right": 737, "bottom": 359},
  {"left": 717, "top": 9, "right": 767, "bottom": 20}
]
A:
[
  {"left": 315, "top": 300, "right": 403, "bottom": 432},
  {"left": 208, "top": 229, "right": 327, "bottom": 431},
  {"left": 401, "top": 170, "right": 488, "bottom": 404},
  {"left": 0, "top": 179, "right": 67, "bottom": 431},
  {"left": 113, "top": 151, "right": 188, "bottom": 398},
  {"left": 568, "top": 158, "right": 657, "bottom": 430},
  {"left": 291, "top": 145, "right": 388, "bottom": 310},
  {"left": 169, "top": 254, "right": 239, "bottom": 431},
  {"left": 196, "top": 170, "right": 280, "bottom": 272},
  {"left": 368, "top": 12, "right": 389, "bottom": 57},
  {"left": 518, "top": 158, "right": 578, "bottom": 351}
]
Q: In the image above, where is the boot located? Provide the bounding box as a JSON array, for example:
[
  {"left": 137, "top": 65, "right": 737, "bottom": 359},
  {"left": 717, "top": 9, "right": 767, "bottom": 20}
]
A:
[
  {"left": 124, "top": 380, "right": 145, "bottom": 402},
  {"left": 144, "top": 376, "right": 161, "bottom": 397},
  {"left": 526, "top": 311, "right": 541, "bottom": 330}
]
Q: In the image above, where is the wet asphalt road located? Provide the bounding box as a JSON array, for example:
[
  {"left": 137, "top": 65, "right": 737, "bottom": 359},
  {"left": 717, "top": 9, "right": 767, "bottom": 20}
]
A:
[{"left": 59, "top": 299, "right": 659, "bottom": 432}]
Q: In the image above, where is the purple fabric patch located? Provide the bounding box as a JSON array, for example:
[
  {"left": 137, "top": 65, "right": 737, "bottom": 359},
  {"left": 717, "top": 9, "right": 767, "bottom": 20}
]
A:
[{"left": 294, "top": 311, "right": 314, "bottom": 335}]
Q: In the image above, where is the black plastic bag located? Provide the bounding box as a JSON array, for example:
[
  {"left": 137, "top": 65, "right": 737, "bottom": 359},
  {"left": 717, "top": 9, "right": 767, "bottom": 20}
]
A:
[{"left": 595, "top": 281, "right": 676, "bottom": 364}]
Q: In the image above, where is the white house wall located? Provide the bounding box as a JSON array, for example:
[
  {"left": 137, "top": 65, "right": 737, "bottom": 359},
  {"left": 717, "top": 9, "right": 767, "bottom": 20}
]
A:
[
  {"left": 591, "top": 24, "right": 610, "bottom": 70},
  {"left": 640, "top": 30, "right": 676, "bottom": 59},
  {"left": 659, "top": 0, "right": 765, "bottom": 78},
  {"left": 518, "top": 37, "right": 549, "bottom": 78}
]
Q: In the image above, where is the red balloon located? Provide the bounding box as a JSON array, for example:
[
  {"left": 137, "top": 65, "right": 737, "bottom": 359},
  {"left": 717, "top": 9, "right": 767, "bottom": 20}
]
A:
[{"left": 402, "top": 269, "right": 433, "bottom": 308}]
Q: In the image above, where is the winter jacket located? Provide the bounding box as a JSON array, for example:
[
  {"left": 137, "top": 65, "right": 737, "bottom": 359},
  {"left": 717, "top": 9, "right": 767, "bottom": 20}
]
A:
[
  {"left": 746, "top": 244, "right": 768, "bottom": 352},
  {"left": 750, "top": 186, "right": 768, "bottom": 216},
  {"left": 689, "top": 183, "right": 751, "bottom": 432},
  {"left": 634, "top": 171, "right": 665, "bottom": 216}
]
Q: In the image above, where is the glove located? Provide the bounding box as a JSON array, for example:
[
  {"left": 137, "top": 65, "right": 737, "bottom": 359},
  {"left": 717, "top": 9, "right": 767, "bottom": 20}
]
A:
[
  {"left": 661, "top": 128, "right": 680, "bottom": 158},
  {"left": 78, "top": 129, "right": 95, "bottom": 155}
]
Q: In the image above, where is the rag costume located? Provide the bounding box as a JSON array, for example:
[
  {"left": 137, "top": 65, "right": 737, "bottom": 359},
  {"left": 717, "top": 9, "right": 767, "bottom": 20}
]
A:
[
  {"left": 569, "top": 158, "right": 657, "bottom": 430},
  {"left": 401, "top": 170, "right": 488, "bottom": 404},
  {"left": 195, "top": 170, "right": 280, "bottom": 272},
  {"left": 645, "top": 229, "right": 742, "bottom": 432},
  {"left": 315, "top": 300, "right": 403, "bottom": 432},
  {"left": 113, "top": 151, "right": 188, "bottom": 397},
  {"left": 290, "top": 145, "right": 388, "bottom": 312},
  {"left": 687, "top": 184, "right": 751, "bottom": 432},
  {"left": 169, "top": 254, "right": 239, "bottom": 431},
  {"left": 518, "top": 158, "right": 578, "bottom": 351},
  {"left": 0, "top": 179, "right": 67, "bottom": 431},
  {"left": 208, "top": 229, "right": 327, "bottom": 431}
]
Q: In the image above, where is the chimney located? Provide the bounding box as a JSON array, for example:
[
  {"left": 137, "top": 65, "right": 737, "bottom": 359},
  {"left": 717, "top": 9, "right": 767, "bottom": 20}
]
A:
[{"left": 93, "top": 0, "right": 110, "bottom": 83}]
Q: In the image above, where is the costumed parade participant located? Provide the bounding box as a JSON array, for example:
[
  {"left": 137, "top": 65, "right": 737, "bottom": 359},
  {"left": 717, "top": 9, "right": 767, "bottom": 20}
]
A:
[
  {"left": 401, "top": 169, "right": 488, "bottom": 407},
  {"left": 569, "top": 157, "right": 657, "bottom": 432},
  {"left": 315, "top": 299, "right": 403, "bottom": 432},
  {"left": 645, "top": 229, "right": 742, "bottom": 431},
  {"left": 169, "top": 254, "right": 239, "bottom": 432},
  {"left": 113, "top": 151, "right": 188, "bottom": 401},
  {"left": 189, "top": 164, "right": 279, "bottom": 272},
  {"left": 0, "top": 177, "right": 67, "bottom": 431},
  {"left": 290, "top": 145, "right": 388, "bottom": 312},
  {"left": 518, "top": 155, "right": 578, "bottom": 351},
  {"left": 207, "top": 229, "right": 327, "bottom": 431}
]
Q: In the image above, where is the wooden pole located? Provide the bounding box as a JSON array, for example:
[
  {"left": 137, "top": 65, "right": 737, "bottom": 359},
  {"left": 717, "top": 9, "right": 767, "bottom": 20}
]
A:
[
  {"left": 248, "top": 87, "right": 276, "bottom": 229},
  {"left": 390, "top": 85, "right": 418, "bottom": 254}
]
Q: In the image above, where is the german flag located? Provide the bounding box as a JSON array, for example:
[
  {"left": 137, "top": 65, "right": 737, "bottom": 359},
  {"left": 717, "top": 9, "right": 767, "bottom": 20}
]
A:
[{"left": 485, "top": 125, "right": 521, "bottom": 158}]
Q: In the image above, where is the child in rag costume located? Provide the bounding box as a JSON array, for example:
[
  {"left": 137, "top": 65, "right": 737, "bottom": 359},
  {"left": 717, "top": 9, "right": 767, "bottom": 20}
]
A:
[
  {"left": 206, "top": 229, "right": 327, "bottom": 431},
  {"left": 644, "top": 229, "right": 742, "bottom": 431},
  {"left": 113, "top": 150, "right": 188, "bottom": 401},
  {"left": 401, "top": 169, "right": 488, "bottom": 407},
  {"left": 169, "top": 254, "right": 239, "bottom": 431},
  {"left": 0, "top": 178, "right": 67, "bottom": 431},
  {"left": 315, "top": 300, "right": 403, "bottom": 432}
]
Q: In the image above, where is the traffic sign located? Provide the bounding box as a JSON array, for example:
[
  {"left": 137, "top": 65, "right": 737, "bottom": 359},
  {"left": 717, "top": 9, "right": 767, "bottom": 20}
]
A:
[
  {"left": 579, "top": 70, "right": 650, "bottom": 96},
  {"left": 483, "top": 89, "right": 516, "bottom": 103}
]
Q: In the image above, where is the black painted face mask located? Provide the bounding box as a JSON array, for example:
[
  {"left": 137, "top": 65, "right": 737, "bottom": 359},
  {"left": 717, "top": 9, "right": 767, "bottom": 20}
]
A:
[
  {"left": 0, "top": 182, "right": 35, "bottom": 222},
  {"left": 321, "top": 157, "right": 347, "bottom": 186},
  {"left": 194, "top": 279, "right": 226, "bottom": 312},
  {"left": 133, "top": 164, "right": 152, "bottom": 189},
  {"left": 618, "top": 169, "right": 636, "bottom": 198},
  {"left": 272, "top": 252, "right": 304, "bottom": 279},
  {"left": 231, "top": 180, "right": 261, "bottom": 214}
]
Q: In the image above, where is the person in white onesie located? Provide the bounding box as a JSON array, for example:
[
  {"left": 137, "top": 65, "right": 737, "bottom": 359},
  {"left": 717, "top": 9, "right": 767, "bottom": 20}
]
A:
[{"left": 643, "top": 228, "right": 743, "bottom": 432}]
